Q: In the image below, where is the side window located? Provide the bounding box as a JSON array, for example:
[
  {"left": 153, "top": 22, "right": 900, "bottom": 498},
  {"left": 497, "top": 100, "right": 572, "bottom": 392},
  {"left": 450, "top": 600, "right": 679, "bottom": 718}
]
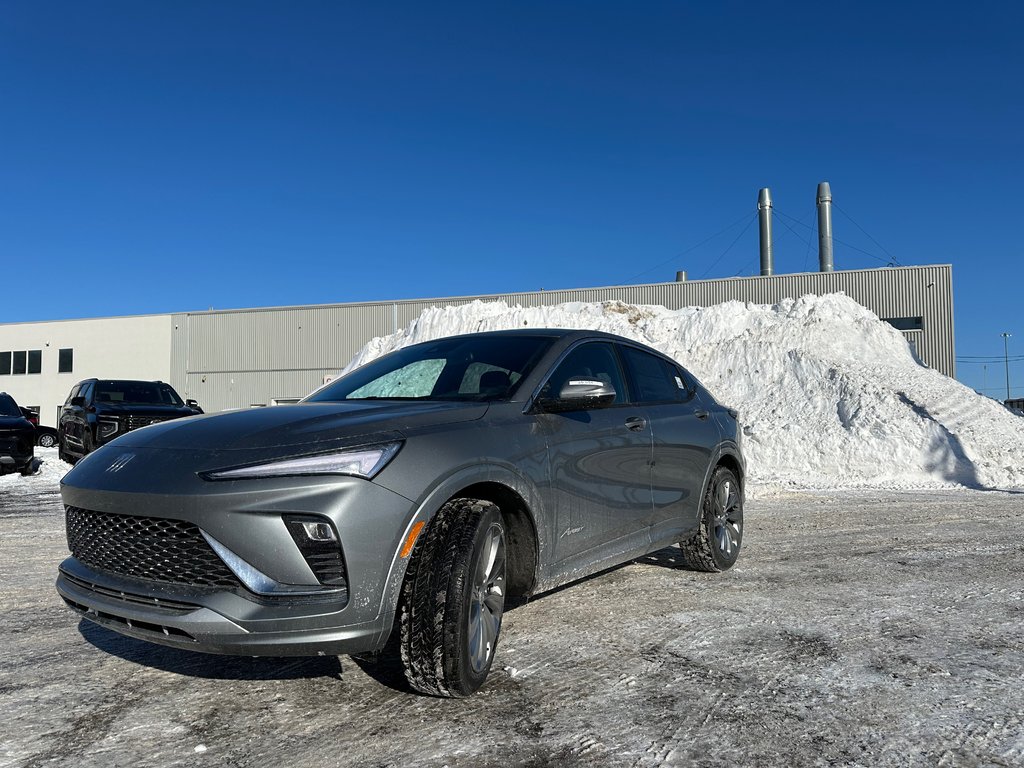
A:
[
  {"left": 0, "top": 351, "right": 11, "bottom": 375},
  {"left": 541, "top": 342, "right": 627, "bottom": 405},
  {"left": 28, "top": 350, "right": 42, "bottom": 374},
  {"left": 458, "top": 362, "right": 519, "bottom": 397},
  {"left": 65, "top": 385, "right": 81, "bottom": 405},
  {"left": 79, "top": 382, "right": 94, "bottom": 404},
  {"left": 621, "top": 347, "right": 683, "bottom": 403}
]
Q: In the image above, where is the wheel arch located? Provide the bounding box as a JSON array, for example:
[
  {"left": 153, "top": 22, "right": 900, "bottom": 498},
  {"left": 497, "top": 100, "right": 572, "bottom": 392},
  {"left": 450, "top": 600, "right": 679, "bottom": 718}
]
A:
[
  {"left": 696, "top": 441, "right": 746, "bottom": 512},
  {"left": 454, "top": 481, "right": 538, "bottom": 601},
  {"left": 378, "top": 463, "right": 547, "bottom": 624}
]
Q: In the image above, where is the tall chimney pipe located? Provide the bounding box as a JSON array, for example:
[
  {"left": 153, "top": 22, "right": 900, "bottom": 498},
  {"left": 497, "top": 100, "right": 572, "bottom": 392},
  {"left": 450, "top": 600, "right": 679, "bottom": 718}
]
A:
[
  {"left": 816, "top": 181, "right": 834, "bottom": 272},
  {"left": 757, "top": 187, "right": 774, "bottom": 276}
]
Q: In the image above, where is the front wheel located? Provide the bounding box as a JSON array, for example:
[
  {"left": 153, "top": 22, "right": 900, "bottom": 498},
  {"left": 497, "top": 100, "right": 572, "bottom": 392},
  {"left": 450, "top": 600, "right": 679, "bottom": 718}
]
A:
[
  {"left": 38, "top": 432, "right": 57, "bottom": 448},
  {"left": 58, "top": 434, "right": 77, "bottom": 465},
  {"left": 679, "top": 466, "right": 743, "bottom": 572},
  {"left": 400, "top": 498, "right": 506, "bottom": 697}
]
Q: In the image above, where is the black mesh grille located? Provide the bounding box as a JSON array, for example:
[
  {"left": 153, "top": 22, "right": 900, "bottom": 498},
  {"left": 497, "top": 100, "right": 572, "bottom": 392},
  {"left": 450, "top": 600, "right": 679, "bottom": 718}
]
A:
[{"left": 65, "top": 506, "right": 240, "bottom": 589}]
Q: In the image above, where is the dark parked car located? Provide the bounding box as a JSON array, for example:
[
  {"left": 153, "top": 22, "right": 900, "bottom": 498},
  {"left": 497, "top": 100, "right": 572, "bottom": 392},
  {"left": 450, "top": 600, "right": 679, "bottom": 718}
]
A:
[
  {"left": 57, "top": 330, "right": 744, "bottom": 696},
  {"left": 0, "top": 393, "right": 35, "bottom": 475},
  {"left": 20, "top": 407, "right": 59, "bottom": 448},
  {"left": 58, "top": 379, "right": 202, "bottom": 464}
]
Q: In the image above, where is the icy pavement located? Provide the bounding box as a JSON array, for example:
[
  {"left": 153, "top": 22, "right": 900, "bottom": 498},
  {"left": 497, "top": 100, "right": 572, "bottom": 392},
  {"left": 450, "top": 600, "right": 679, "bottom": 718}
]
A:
[
  {"left": 3, "top": 455, "right": 1023, "bottom": 767},
  {"left": 344, "top": 294, "right": 1024, "bottom": 493}
]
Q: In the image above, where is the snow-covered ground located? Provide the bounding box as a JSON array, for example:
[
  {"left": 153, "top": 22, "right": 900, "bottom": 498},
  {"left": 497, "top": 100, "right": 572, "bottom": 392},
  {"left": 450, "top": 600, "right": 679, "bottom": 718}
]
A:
[{"left": 344, "top": 293, "right": 1024, "bottom": 493}]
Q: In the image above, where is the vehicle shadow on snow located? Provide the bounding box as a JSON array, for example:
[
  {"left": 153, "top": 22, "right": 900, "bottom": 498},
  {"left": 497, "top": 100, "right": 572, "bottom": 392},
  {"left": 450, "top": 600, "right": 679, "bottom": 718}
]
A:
[{"left": 77, "top": 620, "right": 343, "bottom": 681}]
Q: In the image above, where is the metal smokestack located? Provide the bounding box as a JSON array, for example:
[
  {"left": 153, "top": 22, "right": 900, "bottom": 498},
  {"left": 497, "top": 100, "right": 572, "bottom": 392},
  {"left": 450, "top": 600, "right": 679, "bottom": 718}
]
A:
[
  {"left": 675, "top": 270, "right": 688, "bottom": 282},
  {"left": 816, "top": 181, "right": 834, "bottom": 272},
  {"left": 757, "top": 187, "right": 774, "bottom": 276}
]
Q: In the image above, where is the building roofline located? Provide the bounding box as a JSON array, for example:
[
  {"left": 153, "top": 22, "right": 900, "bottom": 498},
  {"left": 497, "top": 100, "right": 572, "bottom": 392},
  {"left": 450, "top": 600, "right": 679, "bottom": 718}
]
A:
[{"left": 0, "top": 264, "right": 952, "bottom": 326}]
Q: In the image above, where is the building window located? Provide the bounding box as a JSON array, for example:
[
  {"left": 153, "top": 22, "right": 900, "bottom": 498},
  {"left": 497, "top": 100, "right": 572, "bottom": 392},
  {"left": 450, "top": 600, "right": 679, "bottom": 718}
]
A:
[
  {"left": 59, "top": 348, "right": 74, "bottom": 373},
  {"left": 884, "top": 316, "right": 924, "bottom": 331},
  {"left": 1, "top": 349, "right": 44, "bottom": 375}
]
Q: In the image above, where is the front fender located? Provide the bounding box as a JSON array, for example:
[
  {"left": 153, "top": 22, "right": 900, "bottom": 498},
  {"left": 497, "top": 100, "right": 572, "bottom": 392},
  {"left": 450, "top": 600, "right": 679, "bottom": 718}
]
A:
[{"left": 373, "top": 460, "right": 549, "bottom": 622}]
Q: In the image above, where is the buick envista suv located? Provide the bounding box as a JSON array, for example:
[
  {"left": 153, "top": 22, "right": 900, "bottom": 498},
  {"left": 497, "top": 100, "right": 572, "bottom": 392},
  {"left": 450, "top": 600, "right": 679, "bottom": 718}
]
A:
[{"left": 57, "top": 330, "right": 745, "bottom": 696}]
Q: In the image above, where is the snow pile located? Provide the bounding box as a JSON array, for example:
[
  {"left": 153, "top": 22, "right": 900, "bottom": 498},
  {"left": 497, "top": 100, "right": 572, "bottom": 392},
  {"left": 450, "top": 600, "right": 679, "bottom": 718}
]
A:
[
  {"left": 0, "top": 447, "right": 68, "bottom": 491},
  {"left": 344, "top": 294, "right": 1024, "bottom": 492}
]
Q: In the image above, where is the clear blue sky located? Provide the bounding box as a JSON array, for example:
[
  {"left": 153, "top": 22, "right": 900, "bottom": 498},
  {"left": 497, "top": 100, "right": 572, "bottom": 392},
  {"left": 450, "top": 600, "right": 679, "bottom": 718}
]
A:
[{"left": 2, "top": 2, "right": 1021, "bottom": 397}]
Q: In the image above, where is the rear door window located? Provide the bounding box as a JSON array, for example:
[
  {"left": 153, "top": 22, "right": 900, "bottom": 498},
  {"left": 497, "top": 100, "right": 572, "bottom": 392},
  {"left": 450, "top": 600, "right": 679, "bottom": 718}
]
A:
[{"left": 620, "top": 346, "right": 685, "bottom": 404}]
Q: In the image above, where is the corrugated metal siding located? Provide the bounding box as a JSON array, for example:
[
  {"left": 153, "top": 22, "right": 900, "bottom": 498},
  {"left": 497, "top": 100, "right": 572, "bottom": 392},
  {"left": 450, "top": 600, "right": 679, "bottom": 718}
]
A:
[
  {"left": 169, "top": 313, "right": 189, "bottom": 397},
  {"left": 176, "top": 265, "right": 954, "bottom": 413}
]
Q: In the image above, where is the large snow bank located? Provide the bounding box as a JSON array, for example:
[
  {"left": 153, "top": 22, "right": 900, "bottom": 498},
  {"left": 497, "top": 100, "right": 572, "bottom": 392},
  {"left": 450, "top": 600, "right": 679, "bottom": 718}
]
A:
[{"left": 344, "top": 294, "right": 1024, "bottom": 493}]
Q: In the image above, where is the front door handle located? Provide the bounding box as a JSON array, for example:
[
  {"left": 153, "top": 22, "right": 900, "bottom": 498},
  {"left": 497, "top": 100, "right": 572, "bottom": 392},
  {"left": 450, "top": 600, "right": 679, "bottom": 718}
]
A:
[
  {"left": 625, "top": 416, "right": 647, "bottom": 432},
  {"left": 695, "top": 410, "right": 709, "bottom": 421}
]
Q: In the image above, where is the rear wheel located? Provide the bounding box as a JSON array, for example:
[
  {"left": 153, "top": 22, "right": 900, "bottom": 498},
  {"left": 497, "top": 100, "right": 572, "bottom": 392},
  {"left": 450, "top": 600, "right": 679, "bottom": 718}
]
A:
[
  {"left": 37, "top": 432, "right": 57, "bottom": 448},
  {"left": 400, "top": 498, "right": 506, "bottom": 697},
  {"left": 679, "top": 466, "right": 743, "bottom": 572}
]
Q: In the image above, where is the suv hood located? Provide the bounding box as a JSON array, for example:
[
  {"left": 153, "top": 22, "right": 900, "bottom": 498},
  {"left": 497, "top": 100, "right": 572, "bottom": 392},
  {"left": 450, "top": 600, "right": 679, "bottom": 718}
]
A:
[
  {"left": 109, "top": 400, "right": 489, "bottom": 451},
  {"left": 0, "top": 415, "right": 34, "bottom": 432}
]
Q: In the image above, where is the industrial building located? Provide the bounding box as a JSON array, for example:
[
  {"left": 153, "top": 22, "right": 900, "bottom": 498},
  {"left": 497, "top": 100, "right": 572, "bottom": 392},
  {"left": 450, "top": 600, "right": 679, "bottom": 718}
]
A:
[
  {"left": 0, "top": 184, "right": 956, "bottom": 428},
  {"left": 0, "top": 264, "right": 954, "bottom": 428}
]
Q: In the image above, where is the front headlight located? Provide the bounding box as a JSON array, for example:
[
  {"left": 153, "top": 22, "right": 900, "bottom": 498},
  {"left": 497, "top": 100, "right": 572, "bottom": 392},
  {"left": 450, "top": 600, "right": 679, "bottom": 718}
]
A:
[
  {"left": 201, "top": 442, "right": 402, "bottom": 481},
  {"left": 97, "top": 417, "right": 119, "bottom": 440}
]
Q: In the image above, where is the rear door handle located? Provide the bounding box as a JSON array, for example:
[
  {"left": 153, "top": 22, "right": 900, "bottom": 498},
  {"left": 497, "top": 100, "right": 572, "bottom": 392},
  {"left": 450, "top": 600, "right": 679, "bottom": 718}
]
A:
[
  {"left": 625, "top": 416, "right": 647, "bottom": 432},
  {"left": 695, "top": 410, "right": 709, "bottom": 421}
]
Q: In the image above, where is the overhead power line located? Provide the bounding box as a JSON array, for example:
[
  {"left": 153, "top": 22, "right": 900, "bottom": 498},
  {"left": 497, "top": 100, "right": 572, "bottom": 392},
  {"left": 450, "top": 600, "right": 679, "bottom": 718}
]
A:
[
  {"left": 697, "top": 213, "right": 758, "bottom": 279},
  {"left": 832, "top": 202, "right": 902, "bottom": 266},
  {"left": 774, "top": 208, "right": 894, "bottom": 266},
  {"left": 622, "top": 211, "right": 754, "bottom": 284}
]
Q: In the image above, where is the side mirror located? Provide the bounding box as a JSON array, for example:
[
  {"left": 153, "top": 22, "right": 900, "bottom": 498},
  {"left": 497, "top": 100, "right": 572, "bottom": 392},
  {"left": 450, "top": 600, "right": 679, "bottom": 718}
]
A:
[
  {"left": 536, "top": 378, "right": 617, "bottom": 413},
  {"left": 70, "top": 396, "right": 86, "bottom": 407},
  {"left": 186, "top": 399, "right": 203, "bottom": 413}
]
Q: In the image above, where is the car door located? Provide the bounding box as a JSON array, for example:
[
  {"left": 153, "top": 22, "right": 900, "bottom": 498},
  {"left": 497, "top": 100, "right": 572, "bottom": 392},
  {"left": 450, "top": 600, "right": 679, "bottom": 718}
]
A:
[
  {"left": 619, "top": 346, "right": 721, "bottom": 543},
  {"left": 538, "top": 341, "right": 653, "bottom": 564}
]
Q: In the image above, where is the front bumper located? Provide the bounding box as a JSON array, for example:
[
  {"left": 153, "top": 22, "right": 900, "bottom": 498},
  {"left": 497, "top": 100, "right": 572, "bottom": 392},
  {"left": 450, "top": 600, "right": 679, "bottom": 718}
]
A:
[
  {"left": 56, "top": 446, "right": 418, "bottom": 656},
  {"left": 57, "top": 560, "right": 391, "bottom": 656},
  {"left": 0, "top": 431, "right": 33, "bottom": 471}
]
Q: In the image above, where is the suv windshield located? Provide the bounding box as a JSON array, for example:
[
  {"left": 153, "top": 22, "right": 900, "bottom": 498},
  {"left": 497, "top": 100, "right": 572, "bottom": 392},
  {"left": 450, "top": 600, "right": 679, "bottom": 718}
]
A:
[
  {"left": 307, "top": 335, "right": 556, "bottom": 403},
  {"left": 0, "top": 394, "right": 22, "bottom": 417},
  {"left": 94, "top": 381, "right": 184, "bottom": 406}
]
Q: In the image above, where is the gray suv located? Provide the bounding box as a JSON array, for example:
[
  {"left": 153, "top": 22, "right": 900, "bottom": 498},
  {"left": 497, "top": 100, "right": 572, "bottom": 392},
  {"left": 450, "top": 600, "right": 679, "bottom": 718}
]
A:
[{"left": 57, "top": 329, "right": 744, "bottom": 696}]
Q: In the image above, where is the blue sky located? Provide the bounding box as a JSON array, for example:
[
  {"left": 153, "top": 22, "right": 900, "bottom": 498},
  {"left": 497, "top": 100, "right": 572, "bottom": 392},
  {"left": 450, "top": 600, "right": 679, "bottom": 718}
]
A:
[{"left": 2, "top": 2, "right": 1021, "bottom": 397}]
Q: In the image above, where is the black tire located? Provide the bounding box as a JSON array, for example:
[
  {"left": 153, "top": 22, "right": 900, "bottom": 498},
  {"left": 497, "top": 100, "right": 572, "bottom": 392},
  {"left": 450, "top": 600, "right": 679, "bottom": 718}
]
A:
[
  {"left": 679, "top": 466, "right": 743, "bottom": 572},
  {"left": 19, "top": 460, "right": 35, "bottom": 476},
  {"left": 58, "top": 434, "right": 76, "bottom": 465},
  {"left": 38, "top": 433, "right": 57, "bottom": 448},
  {"left": 399, "top": 498, "right": 506, "bottom": 697}
]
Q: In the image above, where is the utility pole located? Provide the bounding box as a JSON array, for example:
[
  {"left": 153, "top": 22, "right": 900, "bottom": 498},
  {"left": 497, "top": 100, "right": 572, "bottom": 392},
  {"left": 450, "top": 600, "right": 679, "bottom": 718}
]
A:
[{"left": 1002, "top": 332, "right": 1012, "bottom": 401}]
